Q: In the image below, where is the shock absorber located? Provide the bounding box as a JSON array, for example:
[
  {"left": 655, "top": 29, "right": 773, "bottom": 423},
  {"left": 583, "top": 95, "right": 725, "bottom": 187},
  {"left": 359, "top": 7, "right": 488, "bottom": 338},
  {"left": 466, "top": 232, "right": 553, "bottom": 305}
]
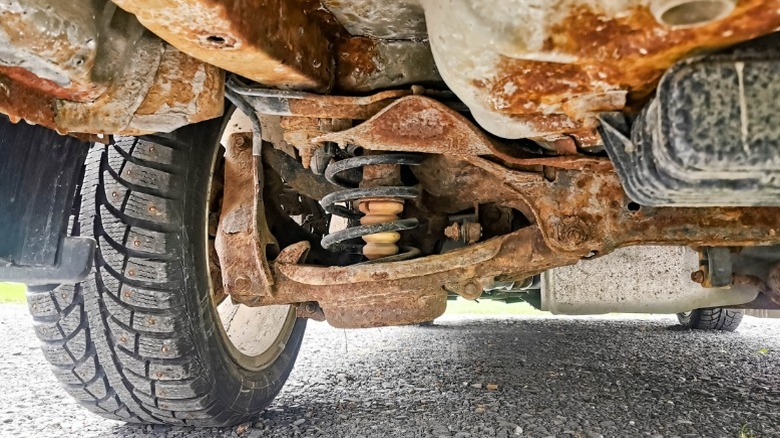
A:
[{"left": 320, "top": 153, "right": 422, "bottom": 263}]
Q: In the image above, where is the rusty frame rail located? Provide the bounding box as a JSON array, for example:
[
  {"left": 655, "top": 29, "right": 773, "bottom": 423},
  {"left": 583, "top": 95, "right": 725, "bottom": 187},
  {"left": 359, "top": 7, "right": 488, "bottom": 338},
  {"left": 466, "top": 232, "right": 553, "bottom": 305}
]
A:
[{"left": 223, "top": 146, "right": 780, "bottom": 328}]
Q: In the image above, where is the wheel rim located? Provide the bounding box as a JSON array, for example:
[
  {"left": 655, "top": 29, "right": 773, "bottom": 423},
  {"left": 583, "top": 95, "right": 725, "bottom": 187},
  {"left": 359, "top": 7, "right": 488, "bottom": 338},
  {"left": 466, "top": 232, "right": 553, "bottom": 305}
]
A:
[
  {"left": 205, "top": 109, "right": 297, "bottom": 371},
  {"left": 215, "top": 300, "right": 297, "bottom": 371}
]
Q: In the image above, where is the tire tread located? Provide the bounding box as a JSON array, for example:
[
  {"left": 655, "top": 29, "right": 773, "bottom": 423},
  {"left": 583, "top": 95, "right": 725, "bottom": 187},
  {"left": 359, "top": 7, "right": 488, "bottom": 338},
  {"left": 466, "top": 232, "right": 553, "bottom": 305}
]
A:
[
  {"left": 28, "top": 137, "right": 216, "bottom": 424},
  {"left": 677, "top": 308, "right": 744, "bottom": 331}
]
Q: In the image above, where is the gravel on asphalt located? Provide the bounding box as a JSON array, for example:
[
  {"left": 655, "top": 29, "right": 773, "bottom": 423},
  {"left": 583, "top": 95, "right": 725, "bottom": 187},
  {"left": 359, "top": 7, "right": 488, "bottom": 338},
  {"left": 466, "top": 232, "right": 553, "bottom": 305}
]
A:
[{"left": 1, "top": 304, "right": 779, "bottom": 438}]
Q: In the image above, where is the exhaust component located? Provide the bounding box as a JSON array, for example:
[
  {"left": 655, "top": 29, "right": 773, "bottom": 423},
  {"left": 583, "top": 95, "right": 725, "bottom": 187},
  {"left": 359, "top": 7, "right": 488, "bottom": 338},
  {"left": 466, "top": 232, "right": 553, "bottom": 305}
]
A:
[{"left": 541, "top": 246, "right": 758, "bottom": 315}]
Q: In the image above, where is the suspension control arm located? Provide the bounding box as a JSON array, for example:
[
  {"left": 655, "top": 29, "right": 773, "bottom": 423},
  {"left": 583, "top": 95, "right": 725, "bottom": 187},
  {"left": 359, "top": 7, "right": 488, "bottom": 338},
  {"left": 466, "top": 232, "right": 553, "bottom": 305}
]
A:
[{"left": 225, "top": 153, "right": 780, "bottom": 328}]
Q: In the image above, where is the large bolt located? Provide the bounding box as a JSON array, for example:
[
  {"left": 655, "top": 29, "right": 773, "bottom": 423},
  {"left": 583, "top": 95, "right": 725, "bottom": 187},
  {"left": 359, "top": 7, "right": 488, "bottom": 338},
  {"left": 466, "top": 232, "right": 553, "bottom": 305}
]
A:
[
  {"left": 554, "top": 217, "right": 589, "bottom": 248},
  {"left": 690, "top": 270, "right": 705, "bottom": 284},
  {"left": 461, "top": 281, "right": 483, "bottom": 300},
  {"left": 463, "top": 222, "right": 483, "bottom": 244},
  {"left": 444, "top": 222, "right": 482, "bottom": 244},
  {"left": 234, "top": 275, "right": 252, "bottom": 293}
]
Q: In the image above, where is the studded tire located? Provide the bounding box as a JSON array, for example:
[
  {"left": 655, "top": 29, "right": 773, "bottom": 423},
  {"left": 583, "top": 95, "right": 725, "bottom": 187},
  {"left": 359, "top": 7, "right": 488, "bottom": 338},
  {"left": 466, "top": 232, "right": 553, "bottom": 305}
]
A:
[
  {"left": 676, "top": 308, "right": 743, "bottom": 331},
  {"left": 25, "top": 118, "right": 306, "bottom": 426}
]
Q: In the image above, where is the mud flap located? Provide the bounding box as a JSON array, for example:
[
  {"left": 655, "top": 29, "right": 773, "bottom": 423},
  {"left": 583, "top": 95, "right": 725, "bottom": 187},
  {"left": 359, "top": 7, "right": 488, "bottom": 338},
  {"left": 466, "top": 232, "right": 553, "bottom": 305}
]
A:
[{"left": 0, "top": 116, "right": 93, "bottom": 285}]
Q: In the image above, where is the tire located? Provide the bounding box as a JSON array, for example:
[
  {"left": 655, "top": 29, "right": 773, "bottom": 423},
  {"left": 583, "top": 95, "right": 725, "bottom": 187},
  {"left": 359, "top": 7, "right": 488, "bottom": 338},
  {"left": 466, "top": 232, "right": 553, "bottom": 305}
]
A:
[
  {"left": 676, "top": 308, "right": 743, "bottom": 331},
  {"left": 25, "top": 117, "right": 307, "bottom": 426}
]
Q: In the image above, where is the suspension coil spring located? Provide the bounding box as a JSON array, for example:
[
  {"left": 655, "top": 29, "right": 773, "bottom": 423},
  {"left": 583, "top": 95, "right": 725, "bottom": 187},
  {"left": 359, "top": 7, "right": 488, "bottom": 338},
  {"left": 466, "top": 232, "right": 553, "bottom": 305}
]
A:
[{"left": 320, "top": 153, "right": 423, "bottom": 263}]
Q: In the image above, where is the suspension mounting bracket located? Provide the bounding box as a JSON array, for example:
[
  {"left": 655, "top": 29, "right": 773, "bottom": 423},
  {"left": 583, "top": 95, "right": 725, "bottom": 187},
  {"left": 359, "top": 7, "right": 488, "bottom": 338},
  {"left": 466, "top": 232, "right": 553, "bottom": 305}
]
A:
[{"left": 221, "top": 148, "right": 780, "bottom": 328}]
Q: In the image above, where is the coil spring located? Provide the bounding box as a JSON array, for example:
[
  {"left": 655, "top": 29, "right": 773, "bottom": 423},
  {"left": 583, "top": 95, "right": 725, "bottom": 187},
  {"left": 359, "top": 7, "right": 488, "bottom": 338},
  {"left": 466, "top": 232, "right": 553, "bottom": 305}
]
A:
[{"left": 320, "top": 154, "right": 422, "bottom": 263}]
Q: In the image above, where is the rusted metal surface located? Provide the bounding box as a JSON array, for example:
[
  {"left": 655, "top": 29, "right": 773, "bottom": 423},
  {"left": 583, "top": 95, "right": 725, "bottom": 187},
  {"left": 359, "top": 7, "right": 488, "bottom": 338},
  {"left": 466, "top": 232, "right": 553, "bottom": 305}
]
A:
[
  {"left": 128, "top": 46, "right": 225, "bottom": 134},
  {"left": 54, "top": 33, "right": 165, "bottom": 134},
  {"left": 112, "top": 0, "right": 335, "bottom": 91},
  {"left": 260, "top": 227, "right": 570, "bottom": 328},
  {"left": 261, "top": 146, "right": 340, "bottom": 201},
  {"left": 279, "top": 117, "right": 323, "bottom": 169},
  {"left": 322, "top": 0, "right": 427, "bottom": 39},
  {"left": 229, "top": 77, "right": 412, "bottom": 120},
  {"left": 444, "top": 222, "right": 482, "bottom": 245},
  {"left": 315, "top": 96, "right": 611, "bottom": 169},
  {"left": 214, "top": 133, "right": 277, "bottom": 303},
  {"left": 0, "top": 73, "right": 58, "bottom": 131},
  {"left": 422, "top": 0, "right": 780, "bottom": 139},
  {"left": 220, "top": 145, "right": 780, "bottom": 328},
  {"left": 55, "top": 39, "right": 222, "bottom": 135},
  {"left": 315, "top": 96, "right": 494, "bottom": 155},
  {"left": 335, "top": 37, "right": 440, "bottom": 92},
  {"left": 0, "top": 0, "right": 106, "bottom": 102},
  {"left": 4, "top": 0, "right": 779, "bottom": 144},
  {"left": 0, "top": 0, "right": 224, "bottom": 135},
  {"left": 296, "top": 301, "right": 326, "bottom": 321},
  {"left": 464, "top": 158, "right": 780, "bottom": 254}
]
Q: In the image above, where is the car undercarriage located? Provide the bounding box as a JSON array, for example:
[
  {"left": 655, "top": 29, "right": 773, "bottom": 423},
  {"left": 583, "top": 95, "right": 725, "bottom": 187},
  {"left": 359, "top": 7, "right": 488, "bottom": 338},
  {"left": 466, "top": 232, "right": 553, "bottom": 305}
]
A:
[{"left": 2, "top": 0, "right": 780, "bottom": 427}]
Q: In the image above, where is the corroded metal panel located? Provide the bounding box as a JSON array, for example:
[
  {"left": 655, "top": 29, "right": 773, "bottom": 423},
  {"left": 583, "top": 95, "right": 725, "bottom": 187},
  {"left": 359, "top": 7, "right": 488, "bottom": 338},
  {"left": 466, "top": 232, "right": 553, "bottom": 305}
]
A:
[
  {"left": 112, "top": 0, "right": 335, "bottom": 91},
  {"left": 322, "top": 0, "right": 427, "bottom": 39},
  {"left": 128, "top": 46, "right": 225, "bottom": 134},
  {"left": 422, "top": 0, "right": 780, "bottom": 139},
  {"left": 0, "top": 0, "right": 105, "bottom": 102},
  {"left": 336, "top": 37, "right": 440, "bottom": 92},
  {"left": 0, "top": 0, "right": 224, "bottom": 135}
]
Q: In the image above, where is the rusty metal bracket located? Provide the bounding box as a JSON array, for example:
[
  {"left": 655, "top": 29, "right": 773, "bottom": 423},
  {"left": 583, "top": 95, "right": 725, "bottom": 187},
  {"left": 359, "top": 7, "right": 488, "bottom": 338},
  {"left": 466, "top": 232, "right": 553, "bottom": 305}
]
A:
[
  {"left": 313, "top": 95, "right": 611, "bottom": 170},
  {"left": 227, "top": 77, "right": 411, "bottom": 120},
  {"left": 313, "top": 96, "right": 495, "bottom": 155},
  {"left": 223, "top": 145, "right": 780, "bottom": 328},
  {"left": 214, "top": 130, "right": 278, "bottom": 302}
]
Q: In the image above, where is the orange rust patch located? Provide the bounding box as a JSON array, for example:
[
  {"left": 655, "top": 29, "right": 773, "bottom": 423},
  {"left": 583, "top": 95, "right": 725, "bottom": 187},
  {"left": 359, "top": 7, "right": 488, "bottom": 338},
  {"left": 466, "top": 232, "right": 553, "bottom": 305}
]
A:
[
  {"left": 113, "top": 0, "right": 339, "bottom": 91},
  {"left": 336, "top": 37, "right": 380, "bottom": 91},
  {"left": 0, "top": 73, "right": 57, "bottom": 131},
  {"left": 133, "top": 47, "right": 225, "bottom": 126},
  {"left": 0, "top": 66, "right": 95, "bottom": 102},
  {"left": 313, "top": 96, "right": 496, "bottom": 155},
  {"left": 484, "top": 0, "right": 780, "bottom": 117}
]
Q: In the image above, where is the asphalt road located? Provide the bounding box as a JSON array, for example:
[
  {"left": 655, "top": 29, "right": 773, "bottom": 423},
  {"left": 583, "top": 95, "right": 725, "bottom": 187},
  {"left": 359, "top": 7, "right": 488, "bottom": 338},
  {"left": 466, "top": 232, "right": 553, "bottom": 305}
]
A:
[{"left": 1, "top": 304, "right": 780, "bottom": 438}]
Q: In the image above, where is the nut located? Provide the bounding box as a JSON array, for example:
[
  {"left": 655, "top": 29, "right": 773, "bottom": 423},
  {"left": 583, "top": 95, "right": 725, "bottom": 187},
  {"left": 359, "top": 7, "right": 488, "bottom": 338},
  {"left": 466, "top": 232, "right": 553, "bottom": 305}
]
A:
[
  {"left": 463, "top": 222, "right": 483, "bottom": 244},
  {"left": 444, "top": 223, "right": 461, "bottom": 240},
  {"left": 444, "top": 222, "right": 482, "bottom": 245},
  {"left": 690, "top": 270, "right": 705, "bottom": 284}
]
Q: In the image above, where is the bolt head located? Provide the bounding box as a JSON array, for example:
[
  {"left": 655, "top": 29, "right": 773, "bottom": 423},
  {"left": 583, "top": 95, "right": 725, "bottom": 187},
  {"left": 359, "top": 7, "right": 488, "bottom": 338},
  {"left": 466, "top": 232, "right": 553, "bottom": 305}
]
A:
[
  {"left": 234, "top": 275, "right": 252, "bottom": 292},
  {"left": 462, "top": 281, "right": 482, "bottom": 300},
  {"left": 691, "top": 270, "right": 705, "bottom": 284}
]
